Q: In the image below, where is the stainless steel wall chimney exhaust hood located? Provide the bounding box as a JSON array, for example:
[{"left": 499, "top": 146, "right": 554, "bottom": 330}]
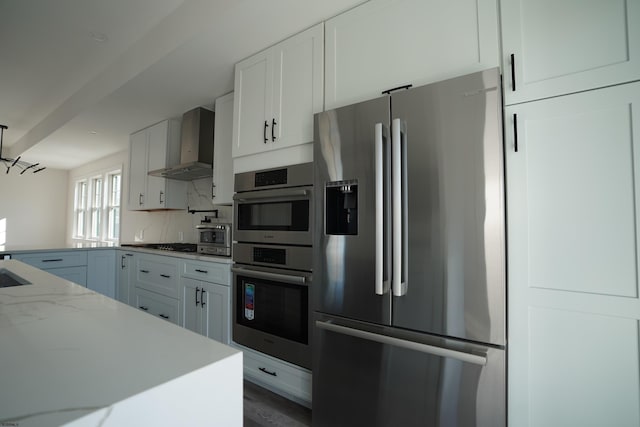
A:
[{"left": 148, "top": 107, "right": 214, "bottom": 180}]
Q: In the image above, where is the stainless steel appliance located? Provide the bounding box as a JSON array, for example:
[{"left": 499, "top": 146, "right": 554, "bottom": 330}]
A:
[
  {"left": 313, "top": 68, "right": 506, "bottom": 426},
  {"left": 148, "top": 107, "right": 214, "bottom": 180},
  {"left": 232, "top": 162, "right": 314, "bottom": 369},
  {"left": 233, "top": 163, "right": 313, "bottom": 246},
  {"left": 196, "top": 223, "right": 231, "bottom": 257},
  {"left": 231, "top": 243, "right": 312, "bottom": 368}
]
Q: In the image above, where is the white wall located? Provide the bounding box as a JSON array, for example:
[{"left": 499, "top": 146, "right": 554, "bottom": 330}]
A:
[
  {"left": 68, "top": 150, "right": 232, "bottom": 245},
  {"left": 0, "top": 167, "right": 68, "bottom": 249}
]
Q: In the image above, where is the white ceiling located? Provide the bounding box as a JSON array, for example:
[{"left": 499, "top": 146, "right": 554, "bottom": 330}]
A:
[{"left": 0, "top": 0, "right": 365, "bottom": 170}]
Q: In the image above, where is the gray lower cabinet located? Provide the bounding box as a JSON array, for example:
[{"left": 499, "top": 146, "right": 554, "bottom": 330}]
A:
[
  {"left": 132, "top": 252, "right": 181, "bottom": 325},
  {"left": 133, "top": 287, "right": 181, "bottom": 325},
  {"left": 181, "top": 259, "right": 231, "bottom": 344},
  {"left": 86, "top": 249, "right": 116, "bottom": 298},
  {"left": 117, "top": 251, "right": 136, "bottom": 304},
  {"left": 13, "top": 250, "right": 88, "bottom": 286}
]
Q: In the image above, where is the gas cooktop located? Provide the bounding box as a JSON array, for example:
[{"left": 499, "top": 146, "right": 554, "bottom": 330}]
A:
[{"left": 121, "top": 243, "right": 197, "bottom": 253}]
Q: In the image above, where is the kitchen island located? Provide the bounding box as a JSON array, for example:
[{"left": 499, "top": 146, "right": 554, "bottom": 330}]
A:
[{"left": 0, "top": 260, "right": 242, "bottom": 426}]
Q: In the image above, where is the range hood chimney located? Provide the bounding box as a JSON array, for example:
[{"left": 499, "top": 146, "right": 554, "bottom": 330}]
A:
[{"left": 148, "top": 107, "right": 214, "bottom": 181}]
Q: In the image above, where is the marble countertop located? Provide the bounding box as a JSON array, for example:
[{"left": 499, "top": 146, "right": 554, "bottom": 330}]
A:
[{"left": 0, "top": 260, "right": 241, "bottom": 426}]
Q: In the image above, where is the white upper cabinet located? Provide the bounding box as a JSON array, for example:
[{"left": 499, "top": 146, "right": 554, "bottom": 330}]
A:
[
  {"left": 324, "top": 0, "right": 500, "bottom": 109},
  {"left": 501, "top": 0, "right": 640, "bottom": 105},
  {"left": 232, "top": 23, "right": 323, "bottom": 158},
  {"left": 505, "top": 81, "right": 640, "bottom": 426},
  {"left": 127, "top": 119, "right": 187, "bottom": 210},
  {"left": 212, "top": 92, "right": 234, "bottom": 205}
]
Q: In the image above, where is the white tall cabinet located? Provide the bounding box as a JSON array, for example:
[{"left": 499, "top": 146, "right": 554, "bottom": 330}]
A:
[
  {"left": 501, "top": 0, "right": 640, "bottom": 105},
  {"left": 502, "top": 1, "right": 640, "bottom": 425},
  {"left": 232, "top": 23, "right": 323, "bottom": 159},
  {"left": 324, "top": 0, "right": 500, "bottom": 109},
  {"left": 506, "top": 83, "right": 640, "bottom": 427},
  {"left": 127, "top": 119, "right": 187, "bottom": 210},
  {"left": 212, "top": 92, "right": 234, "bottom": 205}
]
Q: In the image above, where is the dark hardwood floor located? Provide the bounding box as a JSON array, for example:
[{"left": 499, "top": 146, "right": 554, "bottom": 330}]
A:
[{"left": 243, "top": 380, "right": 311, "bottom": 426}]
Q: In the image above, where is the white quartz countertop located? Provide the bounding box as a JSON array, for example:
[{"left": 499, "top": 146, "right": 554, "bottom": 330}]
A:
[{"left": 0, "top": 260, "right": 241, "bottom": 426}]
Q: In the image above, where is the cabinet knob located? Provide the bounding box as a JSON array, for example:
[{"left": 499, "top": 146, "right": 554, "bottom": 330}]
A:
[
  {"left": 159, "top": 314, "right": 170, "bottom": 319},
  {"left": 139, "top": 306, "right": 149, "bottom": 311}
]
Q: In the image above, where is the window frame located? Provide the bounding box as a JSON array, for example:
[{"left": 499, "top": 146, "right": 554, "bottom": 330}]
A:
[{"left": 72, "top": 169, "right": 121, "bottom": 243}]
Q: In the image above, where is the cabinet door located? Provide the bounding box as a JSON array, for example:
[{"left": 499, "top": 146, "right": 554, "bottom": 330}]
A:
[
  {"left": 87, "top": 249, "right": 116, "bottom": 298},
  {"left": 502, "top": 0, "right": 640, "bottom": 105},
  {"left": 325, "top": 0, "right": 499, "bottom": 109},
  {"left": 272, "top": 23, "right": 324, "bottom": 150},
  {"left": 146, "top": 121, "right": 169, "bottom": 209},
  {"left": 128, "top": 129, "right": 148, "bottom": 210},
  {"left": 232, "top": 50, "right": 273, "bottom": 158},
  {"left": 213, "top": 92, "right": 234, "bottom": 204},
  {"left": 117, "top": 252, "right": 135, "bottom": 304},
  {"left": 183, "top": 278, "right": 204, "bottom": 335},
  {"left": 506, "top": 82, "right": 640, "bottom": 426},
  {"left": 201, "top": 282, "right": 230, "bottom": 344}
]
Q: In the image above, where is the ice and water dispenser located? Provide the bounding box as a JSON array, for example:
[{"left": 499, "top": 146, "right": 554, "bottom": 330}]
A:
[{"left": 325, "top": 180, "right": 358, "bottom": 235}]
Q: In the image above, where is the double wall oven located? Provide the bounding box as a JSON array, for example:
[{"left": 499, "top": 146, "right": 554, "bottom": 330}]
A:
[{"left": 232, "top": 163, "right": 313, "bottom": 369}]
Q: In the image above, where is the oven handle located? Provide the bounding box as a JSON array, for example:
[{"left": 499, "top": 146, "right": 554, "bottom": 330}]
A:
[
  {"left": 233, "top": 188, "right": 309, "bottom": 201},
  {"left": 231, "top": 266, "right": 308, "bottom": 285}
]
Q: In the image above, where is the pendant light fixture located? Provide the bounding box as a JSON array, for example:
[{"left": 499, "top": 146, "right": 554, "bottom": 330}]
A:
[{"left": 0, "top": 124, "right": 45, "bottom": 174}]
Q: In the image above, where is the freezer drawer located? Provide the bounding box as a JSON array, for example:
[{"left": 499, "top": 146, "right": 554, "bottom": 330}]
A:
[{"left": 312, "top": 313, "right": 505, "bottom": 427}]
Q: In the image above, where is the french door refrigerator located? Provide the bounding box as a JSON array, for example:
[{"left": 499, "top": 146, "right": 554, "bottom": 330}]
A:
[{"left": 312, "top": 68, "right": 506, "bottom": 427}]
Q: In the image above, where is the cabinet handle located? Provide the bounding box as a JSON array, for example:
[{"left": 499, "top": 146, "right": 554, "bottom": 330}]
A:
[
  {"left": 159, "top": 314, "right": 170, "bottom": 319},
  {"left": 195, "top": 269, "right": 208, "bottom": 274},
  {"left": 160, "top": 274, "right": 171, "bottom": 278},
  {"left": 121, "top": 255, "right": 126, "bottom": 269},
  {"left": 258, "top": 367, "right": 277, "bottom": 377},
  {"left": 513, "top": 113, "right": 518, "bottom": 152},
  {"left": 201, "top": 289, "right": 206, "bottom": 307},
  {"left": 271, "top": 118, "right": 277, "bottom": 141},
  {"left": 42, "top": 258, "right": 63, "bottom": 262},
  {"left": 140, "top": 269, "right": 150, "bottom": 274},
  {"left": 159, "top": 191, "right": 164, "bottom": 204},
  {"left": 139, "top": 193, "right": 144, "bottom": 206},
  {"left": 139, "top": 306, "right": 149, "bottom": 311},
  {"left": 263, "top": 121, "right": 269, "bottom": 144},
  {"left": 195, "top": 287, "right": 201, "bottom": 306},
  {"left": 510, "top": 53, "right": 516, "bottom": 92}
]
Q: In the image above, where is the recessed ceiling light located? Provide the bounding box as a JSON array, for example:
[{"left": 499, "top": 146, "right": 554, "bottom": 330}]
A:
[
  {"left": 90, "top": 32, "right": 108, "bottom": 42},
  {"left": 89, "top": 131, "right": 98, "bottom": 135}
]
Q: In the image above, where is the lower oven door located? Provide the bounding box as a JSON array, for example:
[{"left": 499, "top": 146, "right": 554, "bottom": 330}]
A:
[{"left": 231, "top": 264, "right": 312, "bottom": 369}]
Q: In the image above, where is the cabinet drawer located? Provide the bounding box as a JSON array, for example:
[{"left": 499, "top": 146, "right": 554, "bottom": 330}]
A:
[
  {"left": 134, "top": 288, "right": 180, "bottom": 325},
  {"left": 136, "top": 256, "right": 180, "bottom": 298},
  {"left": 15, "top": 251, "right": 87, "bottom": 269},
  {"left": 242, "top": 346, "right": 311, "bottom": 405},
  {"left": 47, "top": 266, "right": 88, "bottom": 287},
  {"left": 181, "top": 260, "right": 230, "bottom": 285}
]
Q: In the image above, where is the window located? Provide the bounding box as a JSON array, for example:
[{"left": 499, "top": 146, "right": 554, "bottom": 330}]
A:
[
  {"left": 107, "top": 173, "right": 120, "bottom": 240},
  {"left": 73, "top": 170, "right": 121, "bottom": 243},
  {"left": 90, "top": 177, "right": 102, "bottom": 238},
  {"left": 74, "top": 181, "right": 87, "bottom": 238}
]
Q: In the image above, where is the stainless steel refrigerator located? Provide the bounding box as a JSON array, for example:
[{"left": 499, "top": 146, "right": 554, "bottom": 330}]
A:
[{"left": 312, "top": 68, "right": 506, "bottom": 427}]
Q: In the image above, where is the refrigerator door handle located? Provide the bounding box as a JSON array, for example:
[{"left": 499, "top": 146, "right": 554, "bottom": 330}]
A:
[
  {"left": 374, "top": 123, "right": 390, "bottom": 295},
  {"left": 392, "top": 118, "right": 407, "bottom": 296},
  {"left": 316, "top": 320, "right": 487, "bottom": 366}
]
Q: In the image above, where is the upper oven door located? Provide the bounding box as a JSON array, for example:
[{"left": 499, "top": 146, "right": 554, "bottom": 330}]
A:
[{"left": 233, "top": 186, "right": 313, "bottom": 246}]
